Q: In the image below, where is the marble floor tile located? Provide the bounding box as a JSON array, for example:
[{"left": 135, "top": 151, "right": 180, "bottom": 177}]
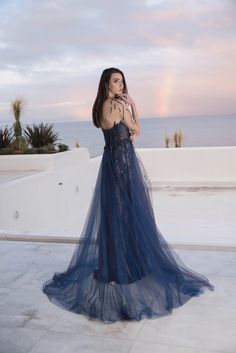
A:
[
  {"left": 0, "top": 287, "right": 65, "bottom": 330},
  {"left": 0, "top": 241, "right": 235, "bottom": 353},
  {"left": 0, "top": 241, "right": 22, "bottom": 257},
  {"left": 50, "top": 310, "right": 144, "bottom": 340},
  {"left": 0, "top": 286, "right": 16, "bottom": 301},
  {"left": 0, "top": 266, "right": 39, "bottom": 289},
  {"left": 137, "top": 311, "right": 236, "bottom": 352},
  {"left": 0, "top": 327, "right": 47, "bottom": 353},
  {"left": 28, "top": 331, "right": 134, "bottom": 353},
  {"left": 129, "top": 341, "right": 231, "bottom": 353},
  {"left": 174, "top": 249, "right": 236, "bottom": 278}
]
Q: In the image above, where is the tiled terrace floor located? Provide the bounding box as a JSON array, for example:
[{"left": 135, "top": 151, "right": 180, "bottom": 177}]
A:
[{"left": 0, "top": 240, "right": 235, "bottom": 353}]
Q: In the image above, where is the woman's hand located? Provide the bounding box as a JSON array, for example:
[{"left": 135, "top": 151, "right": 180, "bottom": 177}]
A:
[
  {"left": 116, "top": 93, "right": 134, "bottom": 106},
  {"left": 130, "top": 132, "right": 137, "bottom": 143}
]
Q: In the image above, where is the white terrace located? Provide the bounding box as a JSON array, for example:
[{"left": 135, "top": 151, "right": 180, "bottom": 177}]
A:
[{"left": 0, "top": 147, "right": 236, "bottom": 353}]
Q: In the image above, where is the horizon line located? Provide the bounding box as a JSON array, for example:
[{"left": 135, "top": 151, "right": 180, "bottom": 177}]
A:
[{"left": 0, "top": 112, "right": 236, "bottom": 125}]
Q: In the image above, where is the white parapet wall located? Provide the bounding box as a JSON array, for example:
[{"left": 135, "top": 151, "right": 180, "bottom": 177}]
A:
[
  {"left": 0, "top": 146, "right": 235, "bottom": 236},
  {"left": 136, "top": 146, "right": 236, "bottom": 187},
  {"left": 90, "top": 146, "right": 236, "bottom": 188},
  {"left": 0, "top": 148, "right": 87, "bottom": 172},
  {"left": 0, "top": 148, "right": 93, "bottom": 234}
]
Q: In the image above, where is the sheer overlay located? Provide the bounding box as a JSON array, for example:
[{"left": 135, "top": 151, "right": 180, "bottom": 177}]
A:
[{"left": 42, "top": 120, "right": 215, "bottom": 324}]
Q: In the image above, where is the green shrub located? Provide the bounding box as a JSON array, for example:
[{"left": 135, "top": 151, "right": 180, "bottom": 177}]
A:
[
  {"left": 25, "top": 146, "right": 56, "bottom": 154},
  {"left": 39, "top": 145, "right": 57, "bottom": 153},
  {"left": 0, "top": 147, "right": 15, "bottom": 155},
  {"left": 24, "top": 148, "right": 39, "bottom": 154},
  {"left": 58, "top": 143, "right": 69, "bottom": 152}
]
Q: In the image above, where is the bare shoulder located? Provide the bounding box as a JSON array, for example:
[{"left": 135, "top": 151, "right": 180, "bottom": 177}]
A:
[
  {"left": 103, "top": 97, "right": 123, "bottom": 113},
  {"left": 101, "top": 98, "right": 122, "bottom": 129}
]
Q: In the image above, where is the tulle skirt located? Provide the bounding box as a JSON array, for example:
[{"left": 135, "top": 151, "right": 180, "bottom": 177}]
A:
[{"left": 42, "top": 140, "right": 215, "bottom": 323}]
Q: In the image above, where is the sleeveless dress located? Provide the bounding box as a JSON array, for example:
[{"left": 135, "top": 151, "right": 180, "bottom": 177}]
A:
[{"left": 42, "top": 119, "right": 215, "bottom": 324}]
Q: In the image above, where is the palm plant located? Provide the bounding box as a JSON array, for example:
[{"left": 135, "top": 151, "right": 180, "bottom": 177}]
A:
[
  {"left": 24, "top": 123, "right": 60, "bottom": 148},
  {"left": 11, "top": 98, "right": 25, "bottom": 141},
  {"left": 0, "top": 126, "right": 14, "bottom": 149}
]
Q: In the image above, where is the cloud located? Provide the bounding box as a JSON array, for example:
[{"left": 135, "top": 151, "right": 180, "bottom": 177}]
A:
[{"left": 0, "top": 0, "right": 235, "bottom": 122}]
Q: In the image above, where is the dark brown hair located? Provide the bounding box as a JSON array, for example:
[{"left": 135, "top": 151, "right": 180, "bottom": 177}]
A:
[{"left": 92, "top": 67, "right": 128, "bottom": 128}]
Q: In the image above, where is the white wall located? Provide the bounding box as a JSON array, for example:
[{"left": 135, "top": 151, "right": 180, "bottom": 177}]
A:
[
  {"left": 0, "top": 148, "right": 93, "bottom": 233},
  {"left": 90, "top": 146, "right": 236, "bottom": 188},
  {"left": 0, "top": 148, "right": 86, "bottom": 172},
  {"left": 0, "top": 146, "right": 235, "bottom": 234},
  {"left": 136, "top": 146, "right": 236, "bottom": 187}
]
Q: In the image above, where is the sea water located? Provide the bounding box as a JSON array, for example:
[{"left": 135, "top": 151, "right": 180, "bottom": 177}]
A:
[{"left": 53, "top": 115, "right": 236, "bottom": 157}]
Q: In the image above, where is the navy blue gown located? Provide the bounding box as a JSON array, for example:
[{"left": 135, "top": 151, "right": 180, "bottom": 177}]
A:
[{"left": 42, "top": 119, "right": 215, "bottom": 323}]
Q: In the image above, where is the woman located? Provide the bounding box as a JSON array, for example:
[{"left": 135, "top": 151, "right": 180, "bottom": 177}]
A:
[{"left": 42, "top": 67, "right": 215, "bottom": 324}]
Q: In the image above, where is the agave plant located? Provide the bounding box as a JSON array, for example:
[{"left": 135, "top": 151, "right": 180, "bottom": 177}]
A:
[
  {"left": 24, "top": 122, "right": 60, "bottom": 148},
  {"left": 0, "top": 126, "right": 14, "bottom": 149}
]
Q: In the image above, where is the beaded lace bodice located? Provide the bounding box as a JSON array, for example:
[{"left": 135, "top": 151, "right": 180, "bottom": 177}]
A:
[{"left": 102, "top": 120, "right": 131, "bottom": 151}]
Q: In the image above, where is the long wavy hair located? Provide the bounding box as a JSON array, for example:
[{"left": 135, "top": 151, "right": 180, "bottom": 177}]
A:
[{"left": 92, "top": 67, "right": 128, "bottom": 128}]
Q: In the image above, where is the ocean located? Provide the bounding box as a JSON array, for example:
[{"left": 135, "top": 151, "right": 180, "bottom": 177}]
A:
[
  {"left": 53, "top": 115, "right": 236, "bottom": 157},
  {"left": 2, "top": 115, "right": 236, "bottom": 158}
]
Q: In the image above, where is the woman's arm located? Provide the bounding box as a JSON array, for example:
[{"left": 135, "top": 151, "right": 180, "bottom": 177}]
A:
[
  {"left": 129, "top": 101, "right": 141, "bottom": 135},
  {"left": 115, "top": 94, "right": 141, "bottom": 135}
]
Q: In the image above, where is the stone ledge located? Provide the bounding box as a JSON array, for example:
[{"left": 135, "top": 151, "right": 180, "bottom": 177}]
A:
[
  {"left": 1, "top": 233, "right": 236, "bottom": 252},
  {"left": 150, "top": 180, "right": 236, "bottom": 188}
]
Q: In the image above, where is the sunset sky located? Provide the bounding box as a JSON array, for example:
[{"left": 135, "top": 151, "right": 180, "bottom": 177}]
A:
[{"left": 0, "top": 0, "right": 236, "bottom": 123}]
